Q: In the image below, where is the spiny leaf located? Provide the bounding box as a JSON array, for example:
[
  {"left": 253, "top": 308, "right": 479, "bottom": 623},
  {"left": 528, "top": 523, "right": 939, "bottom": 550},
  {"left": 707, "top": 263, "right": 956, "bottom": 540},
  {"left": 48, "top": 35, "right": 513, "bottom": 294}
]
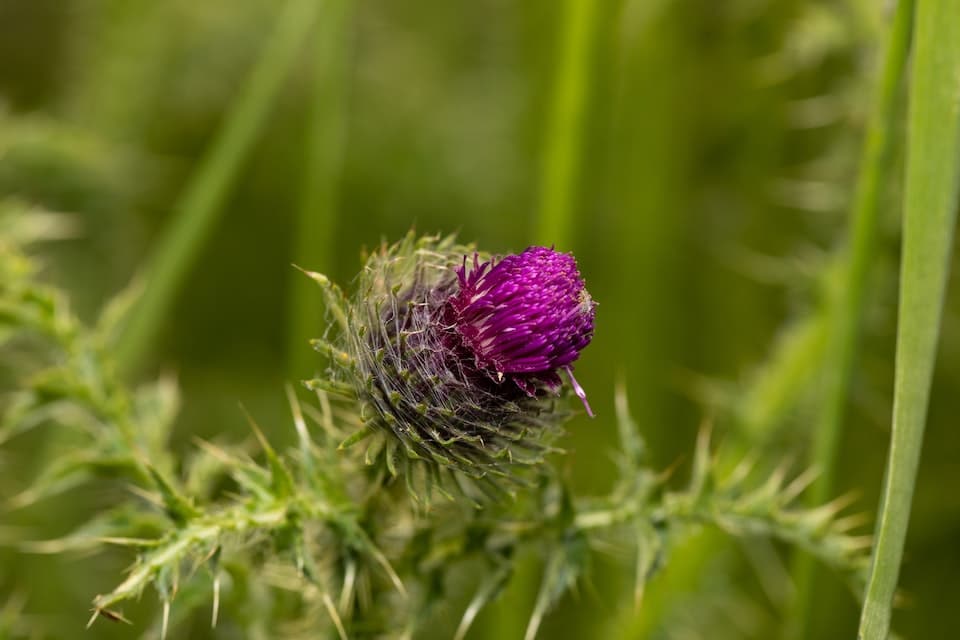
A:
[
  {"left": 309, "top": 338, "right": 354, "bottom": 367},
  {"left": 303, "top": 377, "right": 356, "bottom": 399},
  {"left": 17, "top": 505, "right": 167, "bottom": 554},
  {"left": 294, "top": 265, "right": 349, "bottom": 332},
  {"left": 240, "top": 405, "right": 295, "bottom": 499},
  {"left": 632, "top": 518, "right": 662, "bottom": 610},
  {"left": 343, "top": 523, "right": 407, "bottom": 598},
  {"left": 614, "top": 382, "right": 645, "bottom": 469},
  {"left": 338, "top": 421, "right": 376, "bottom": 450},
  {"left": 525, "top": 533, "right": 588, "bottom": 640},
  {"left": 0, "top": 391, "right": 63, "bottom": 446},
  {"left": 146, "top": 466, "right": 200, "bottom": 525},
  {"left": 454, "top": 561, "right": 512, "bottom": 640},
  {"left": 6, "top": 454, "right": 95, "bottom": 509}
]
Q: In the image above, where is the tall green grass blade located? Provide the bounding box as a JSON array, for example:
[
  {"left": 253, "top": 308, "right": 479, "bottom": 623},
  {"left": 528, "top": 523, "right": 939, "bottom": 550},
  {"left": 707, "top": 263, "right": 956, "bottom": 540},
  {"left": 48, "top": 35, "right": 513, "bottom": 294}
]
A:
[
  {"left": 534, "top": 0, "right": 599, "bottom": 249},
  {"left": 115, "top": 0, "right": 324, "bottom": 374},
  {"left": 858, "top": 1, "right": 960, "bottom": 637},
  {"left": 601, "top": 2, "right": 702, "bottom": 635},
  {"left": 286, "top": 0, "right": 352, "bottom": 379},
  {"left": 787, "top": 2, "right": 914, "bottom": 637}
]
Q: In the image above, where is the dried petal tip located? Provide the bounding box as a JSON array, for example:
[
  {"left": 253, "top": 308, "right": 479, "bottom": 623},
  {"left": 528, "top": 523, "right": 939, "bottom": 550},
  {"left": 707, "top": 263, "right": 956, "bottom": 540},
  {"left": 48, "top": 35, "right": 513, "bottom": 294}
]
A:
[{"left": 447, "top": 246, "right": 597, "bottom": 415}]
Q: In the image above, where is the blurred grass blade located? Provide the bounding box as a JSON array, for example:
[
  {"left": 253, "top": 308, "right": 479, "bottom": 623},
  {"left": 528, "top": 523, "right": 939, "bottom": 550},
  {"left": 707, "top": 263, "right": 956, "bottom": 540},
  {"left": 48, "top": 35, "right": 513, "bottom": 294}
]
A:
[
  {"left": 534, "top": 0, "right": 599, "bottom": 248},
  {"left": 788, "top": 1, "right": 914, "bottom": 637},
  {"left": 737, "top": 311, "right": 828, "bottom": 439},
  {"left": 500, "top": 2, "right": 600, "bottom": 634},
  {"left": 859, "top": 1, "right": 960, "bottom": 638},
  {"left": 115, "top": 0, "right": 324, "bottom": 374},
  {"left": 286, "top": 0, "right": 353, "bottom": 379},
  {"left": 808, "top": 0, "right": 913, "bottom": 514}
]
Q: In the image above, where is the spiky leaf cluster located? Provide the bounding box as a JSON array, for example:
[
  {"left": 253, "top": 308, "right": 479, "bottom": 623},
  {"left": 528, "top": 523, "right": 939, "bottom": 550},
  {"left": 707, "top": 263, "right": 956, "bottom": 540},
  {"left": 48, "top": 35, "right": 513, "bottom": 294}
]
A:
[{"left": 2, "top": 225, "right": 872, "bottom": 640}]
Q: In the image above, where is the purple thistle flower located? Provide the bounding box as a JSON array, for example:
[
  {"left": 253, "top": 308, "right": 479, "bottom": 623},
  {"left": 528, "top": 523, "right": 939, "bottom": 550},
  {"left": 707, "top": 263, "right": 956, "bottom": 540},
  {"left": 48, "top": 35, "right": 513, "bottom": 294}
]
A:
[
  {"left": 317, "top": 234, "right": 597, "bottom": 486},
  {"left": 446, "top": 246, "right": 596, "bottom": 416}
]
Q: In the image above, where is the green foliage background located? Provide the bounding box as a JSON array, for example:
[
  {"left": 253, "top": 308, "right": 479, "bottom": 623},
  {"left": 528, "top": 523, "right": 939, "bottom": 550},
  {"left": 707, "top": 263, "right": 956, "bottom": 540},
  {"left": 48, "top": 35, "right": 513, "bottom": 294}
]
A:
[{"left": 1, "top": 0, "right": 958, "bottom": 638}]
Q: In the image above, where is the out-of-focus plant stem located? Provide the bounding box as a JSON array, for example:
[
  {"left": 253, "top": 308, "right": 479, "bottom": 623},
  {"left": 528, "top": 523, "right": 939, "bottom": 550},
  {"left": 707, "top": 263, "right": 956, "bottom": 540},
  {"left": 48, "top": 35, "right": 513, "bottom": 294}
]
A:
[
  {"left": 493, "top": 0, "right": 600, "bottom": 636},
  {"left": 115, "top": 0, "right": 323, "bottom": 375},
  {"left": 786, "top": 1, "right": 914, "bottom": 638},
  {"left": 534, "top": 0, "right": 599, "bottom": 249},
  {"left": 859, "top": 0, "right": 960, "bottom": 637},
  {"left": 286, "top": 0, "right": 352, "bottom": 380}
]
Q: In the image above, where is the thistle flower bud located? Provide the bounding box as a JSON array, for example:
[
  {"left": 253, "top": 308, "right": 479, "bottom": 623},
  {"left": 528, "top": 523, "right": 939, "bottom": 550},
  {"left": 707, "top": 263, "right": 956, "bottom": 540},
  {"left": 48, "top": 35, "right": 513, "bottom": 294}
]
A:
[{"left": 321, "top": 234, "right": 596, "bottom": 484}]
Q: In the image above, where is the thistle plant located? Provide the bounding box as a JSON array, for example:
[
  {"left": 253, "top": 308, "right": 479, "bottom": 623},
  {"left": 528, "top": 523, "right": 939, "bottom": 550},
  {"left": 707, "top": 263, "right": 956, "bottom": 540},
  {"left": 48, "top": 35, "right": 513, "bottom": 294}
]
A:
[{"left": 1, "top": 225, "right": 872, "bottom": 639}]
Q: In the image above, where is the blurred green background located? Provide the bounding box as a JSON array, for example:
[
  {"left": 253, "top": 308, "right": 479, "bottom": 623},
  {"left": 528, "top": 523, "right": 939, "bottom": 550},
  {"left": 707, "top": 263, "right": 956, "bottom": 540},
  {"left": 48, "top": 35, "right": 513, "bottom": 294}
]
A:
[{"left": 1, "top": 0, "right": 958, "bottom": 638}]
